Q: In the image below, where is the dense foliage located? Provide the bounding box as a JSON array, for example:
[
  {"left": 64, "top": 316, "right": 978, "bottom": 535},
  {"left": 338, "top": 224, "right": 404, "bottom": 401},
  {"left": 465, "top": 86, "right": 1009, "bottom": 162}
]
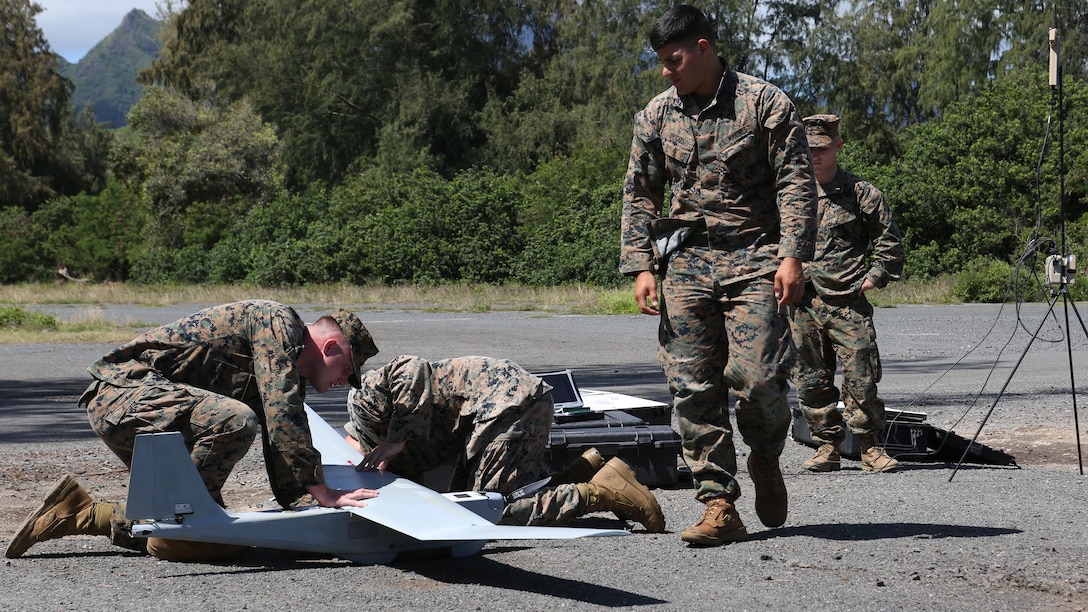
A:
[
  {"left": 0, "top": 0, "right": 111, "bottom": 210},
  {"left": 2, "top": 0, "right": 1087, "bottom": 302}
]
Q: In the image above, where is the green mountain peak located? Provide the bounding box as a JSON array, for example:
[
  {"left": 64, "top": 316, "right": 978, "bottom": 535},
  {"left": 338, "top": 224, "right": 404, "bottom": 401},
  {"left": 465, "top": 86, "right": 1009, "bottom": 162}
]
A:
[{"left": 59, "top": 8, "right": 161, "bottom": 128}]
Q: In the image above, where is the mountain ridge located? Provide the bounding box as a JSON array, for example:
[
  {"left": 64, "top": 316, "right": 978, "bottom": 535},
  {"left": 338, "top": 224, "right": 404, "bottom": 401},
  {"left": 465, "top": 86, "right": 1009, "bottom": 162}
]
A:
[{"left": 58, "top": 8, "right": 161, "bottom": 128}]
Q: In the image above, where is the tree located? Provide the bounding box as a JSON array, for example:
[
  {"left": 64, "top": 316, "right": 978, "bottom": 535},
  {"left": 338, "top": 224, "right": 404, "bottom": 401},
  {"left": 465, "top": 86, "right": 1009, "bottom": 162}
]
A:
[
  {"left": 0, "top": 0, "right": 109, "bottom": 209},
  {"left": 32, "top": 179, "right": 147, "bottom": 281},
  {"left": 144, "top": 0, "right": 542, "bottom": 185},
  {"left": 859, "top": 70, "right": 1087, "bottom": 278},
  {"left": 996, "top": 0, "right": 1088, "bottom": 84},
  {"left": 122, "top": 85, "right": 283, "bottom": 248},
  {"left": 480, "top": 0, "right": 660, "bottom": 173}
]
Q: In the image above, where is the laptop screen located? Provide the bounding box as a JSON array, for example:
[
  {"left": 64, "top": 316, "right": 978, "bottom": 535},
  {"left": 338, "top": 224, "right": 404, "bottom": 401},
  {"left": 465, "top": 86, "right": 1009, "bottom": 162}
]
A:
[{"left": 535, "top": 369, "right": 585, "bottom": 413}]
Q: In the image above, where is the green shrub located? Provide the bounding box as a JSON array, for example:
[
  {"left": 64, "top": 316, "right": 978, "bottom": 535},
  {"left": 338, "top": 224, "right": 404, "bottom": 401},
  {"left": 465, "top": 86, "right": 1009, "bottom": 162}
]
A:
[
  {"left": 903, "top": 241, "right": 967, "bottom": 280},
  {"left": 514, "top": 183, "right": 625, "bottom": 287},
  {"left": 0, "top": 207, "right": 49, "bottom": 282},
  {"left": 129, "top": 245, "right": 211, "bottom": 284},
  {"left": 514, "top": 148, "right": 627, "bottom": 287},
  {"left": 951, "top": 258, "right": 1031, "bottom": 303},
  {"left": 0, "top": 306, "right": 58, "bottom": 330},
  {"left": 349, "top": 168, "right": 524, "bottom": 285},
  {"left": 31, "top": 180, "right": 148, "bottom": 281}
]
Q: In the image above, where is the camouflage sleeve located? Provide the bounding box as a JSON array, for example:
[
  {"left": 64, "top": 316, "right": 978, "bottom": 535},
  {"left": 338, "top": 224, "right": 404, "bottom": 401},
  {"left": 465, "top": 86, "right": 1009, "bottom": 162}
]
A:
[
  {"left": 858, "top": 180, "right": 905, "bottom": 288},
  {"left": 369, "top": 355, "right": 436, "bottom": 444},
  {"left": 764, "top": 92, "right": 817, "bottom": 261},
  {"left": 620, "top": 105, "right": 667, "bottom": 276},
  {"left": 249, "top": 307, "right": 323, "bottom": 491},
  {"left": 344, "top": 367, "right": 394, "bottom": 449}
]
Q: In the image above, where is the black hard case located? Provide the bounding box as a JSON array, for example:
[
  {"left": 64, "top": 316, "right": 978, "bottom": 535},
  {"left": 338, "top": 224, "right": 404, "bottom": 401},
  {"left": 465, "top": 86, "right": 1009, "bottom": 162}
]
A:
[
  {"left": 546, "top": 411, "right": 682, "bottom": 487},
  {"left": 791, "top": 407, "right": 931, "bottom": 459}
]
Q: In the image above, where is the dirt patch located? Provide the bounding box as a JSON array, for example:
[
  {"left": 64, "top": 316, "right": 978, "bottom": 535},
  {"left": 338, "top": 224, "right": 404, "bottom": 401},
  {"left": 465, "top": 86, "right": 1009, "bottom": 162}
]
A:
[{"left": 976, "top": 425, "right": 1086, "bottom": 468}]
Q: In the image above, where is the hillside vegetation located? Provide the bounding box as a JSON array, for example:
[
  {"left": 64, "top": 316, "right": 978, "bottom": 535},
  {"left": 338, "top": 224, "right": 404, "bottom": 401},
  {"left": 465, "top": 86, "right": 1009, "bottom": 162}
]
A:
[
  {"left": 1, "top": 0, "right": 1086, "bottom": 303},
  {"left": 58, "top": 9, "right": 160, "bottom": 128}
]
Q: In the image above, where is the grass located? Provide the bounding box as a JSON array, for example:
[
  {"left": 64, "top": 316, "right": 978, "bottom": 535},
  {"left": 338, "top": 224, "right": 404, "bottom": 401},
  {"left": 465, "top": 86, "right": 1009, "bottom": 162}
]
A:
[
  {"left": 0, "top": 277, "right": 958, "bottom": 343},
  {"left": 0, "top": 282, "right": 631, "bottom": 312},
  {"left": 867, "top": 275, "right": 961, "bottom": 306}
]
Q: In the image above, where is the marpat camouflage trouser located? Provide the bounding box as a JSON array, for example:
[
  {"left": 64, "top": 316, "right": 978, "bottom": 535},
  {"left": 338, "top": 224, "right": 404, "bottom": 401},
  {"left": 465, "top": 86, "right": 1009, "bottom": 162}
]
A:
[
  {"left": 81, "top": 379, "right": 259, "bottom": 544},
  {"left": 789, "top": 288, "right": 885, "bottom": 443},
  {"left": 501, "top": 483, "right": 582, "bottom": 526},
  {"left": 345, "top": 354, "right": 585, "bottom": 527},
  {"left": 429, "top": 394, "right": 585, "bottom": 526},
  {"left": 386, "top": 392, "right": 583, "bottom": 526},
  {"left": 457, "top": 393, "right": 554, "bottom": 494},
  {"left": 659, "top": 248, "right": 795, "bottom": 503},
  {"left": 381, "top": 390, "right": 584, "bottom": 526},
  {"left": 419, "top": 393, "right": 583, "bottom": 526}
]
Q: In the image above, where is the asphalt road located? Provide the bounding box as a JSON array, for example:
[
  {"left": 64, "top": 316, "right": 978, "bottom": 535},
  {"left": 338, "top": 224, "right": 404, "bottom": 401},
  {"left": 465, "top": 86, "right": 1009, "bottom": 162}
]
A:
[{"left": 2, "top": 303, "right": 1087, "bottom": 611}]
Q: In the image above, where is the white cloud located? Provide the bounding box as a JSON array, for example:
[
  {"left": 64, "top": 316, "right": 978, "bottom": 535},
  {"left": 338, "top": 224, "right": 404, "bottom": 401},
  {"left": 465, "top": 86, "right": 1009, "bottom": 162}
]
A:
[{"left": 35, "top": 0, "right": 181, "bottom": 63}]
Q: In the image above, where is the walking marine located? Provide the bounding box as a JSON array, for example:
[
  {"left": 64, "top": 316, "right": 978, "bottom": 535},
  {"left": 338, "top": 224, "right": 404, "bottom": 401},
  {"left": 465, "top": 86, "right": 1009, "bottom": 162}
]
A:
[{"left": 620, "top": 5, "right": 818, "bottom": 546}]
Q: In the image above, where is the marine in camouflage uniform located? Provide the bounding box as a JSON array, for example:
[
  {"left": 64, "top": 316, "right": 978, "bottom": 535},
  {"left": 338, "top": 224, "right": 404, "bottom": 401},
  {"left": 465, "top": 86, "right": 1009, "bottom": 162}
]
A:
[
  {"left": 345, "top": 355, "right": 664, "bottom": 530},
  {"left": 789, "top": 114, "right": 905, "bottom": 473},
  {"left": 6, "top": 300, "right": 380, "bottom": 562},
  {"left": 620, "top": 5, "right": 817, "bottom": 545}
]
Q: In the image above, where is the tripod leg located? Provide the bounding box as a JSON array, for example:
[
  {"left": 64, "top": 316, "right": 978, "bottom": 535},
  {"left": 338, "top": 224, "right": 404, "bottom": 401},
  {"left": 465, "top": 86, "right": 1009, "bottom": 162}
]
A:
[
  {"left": 1060, "top": 292, "right": 1084, "bottom": 475},
  {"left": 949, "top": 296, "right": 1059, "bottom": 482}
]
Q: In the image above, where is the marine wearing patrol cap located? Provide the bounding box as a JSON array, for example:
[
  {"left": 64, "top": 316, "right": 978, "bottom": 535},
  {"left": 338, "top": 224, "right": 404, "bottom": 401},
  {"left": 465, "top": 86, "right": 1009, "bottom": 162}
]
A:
[
  {"left": 330, "top": 309, "right": 379, "bottom": 388},
  {"left": 803, "top": 114, "right": 841, "bottom": 148}
]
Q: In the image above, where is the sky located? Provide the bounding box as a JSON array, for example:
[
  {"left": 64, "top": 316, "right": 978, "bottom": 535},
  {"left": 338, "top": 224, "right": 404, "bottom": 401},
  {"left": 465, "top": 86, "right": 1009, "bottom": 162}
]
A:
[{"left": 34, "top": 0, "right": 182, "bottom": 63}]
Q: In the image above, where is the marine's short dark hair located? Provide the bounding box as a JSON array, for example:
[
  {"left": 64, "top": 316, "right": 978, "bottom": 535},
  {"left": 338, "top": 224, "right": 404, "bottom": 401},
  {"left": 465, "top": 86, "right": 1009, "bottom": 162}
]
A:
[{"left": 650, "top": 4, "right": 717, "bottom": 51}]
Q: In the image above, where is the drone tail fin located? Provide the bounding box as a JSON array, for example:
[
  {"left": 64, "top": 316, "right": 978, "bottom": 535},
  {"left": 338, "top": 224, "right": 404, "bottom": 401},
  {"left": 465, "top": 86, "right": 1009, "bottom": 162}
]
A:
[{"left": 125, "top": 432, "right": 231, "bottom": 523}]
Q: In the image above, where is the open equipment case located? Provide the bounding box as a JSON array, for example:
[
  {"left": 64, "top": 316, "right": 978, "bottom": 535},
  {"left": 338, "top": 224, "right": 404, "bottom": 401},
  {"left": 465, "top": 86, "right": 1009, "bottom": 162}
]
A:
[{"left": 538, "top": 370, "right": 681, "bottom": 488}]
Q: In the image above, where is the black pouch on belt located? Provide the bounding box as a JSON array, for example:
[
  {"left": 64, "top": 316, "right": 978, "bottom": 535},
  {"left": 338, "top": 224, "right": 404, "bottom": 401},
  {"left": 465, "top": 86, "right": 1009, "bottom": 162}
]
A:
[{"left": 647, "top": 217, "right": 708, "bottom": 273}]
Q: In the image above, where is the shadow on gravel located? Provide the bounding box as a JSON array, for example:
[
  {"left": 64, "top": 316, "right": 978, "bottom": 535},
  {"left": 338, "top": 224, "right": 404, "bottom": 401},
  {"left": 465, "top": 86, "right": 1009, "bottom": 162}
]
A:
[
  {"left": 401, "top": 552, "right": 668, "bottom": 607},
  {"left": 0, "top": 377, "right": 97, "bottom": 443},
  {"left": 101, "top": 546, "right": 667, "bottom": 607},
  {"left": 748, "top": 522, "right": 1020, "bottom": 542},
  {"left": 0, "top": 380, "right": 358, "bottom": 443}
]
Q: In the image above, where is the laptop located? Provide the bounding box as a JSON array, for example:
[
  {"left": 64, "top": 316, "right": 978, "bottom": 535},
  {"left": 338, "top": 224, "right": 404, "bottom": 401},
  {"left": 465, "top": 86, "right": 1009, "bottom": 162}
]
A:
[{"left": 534, "top": 369, "right": 586, "bottom": 414}]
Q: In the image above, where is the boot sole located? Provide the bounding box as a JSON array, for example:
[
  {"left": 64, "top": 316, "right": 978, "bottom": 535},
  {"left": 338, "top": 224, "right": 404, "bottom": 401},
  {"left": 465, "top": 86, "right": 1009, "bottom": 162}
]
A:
[
  {"left": 861, "top": 462, "right": 898, "bottom": 472},
  {"left": 803, "top": 462, "right": 841, "bottom": 472},
  {"left": 5, "top": 475, "right": 80, "bottom": 559}
]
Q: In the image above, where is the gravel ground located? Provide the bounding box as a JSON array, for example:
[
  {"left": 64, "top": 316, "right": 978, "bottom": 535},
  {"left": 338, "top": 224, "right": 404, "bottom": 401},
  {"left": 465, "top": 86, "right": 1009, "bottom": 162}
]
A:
[{"left": 1, "top": 303, "right": 1087, "bottom": 611}]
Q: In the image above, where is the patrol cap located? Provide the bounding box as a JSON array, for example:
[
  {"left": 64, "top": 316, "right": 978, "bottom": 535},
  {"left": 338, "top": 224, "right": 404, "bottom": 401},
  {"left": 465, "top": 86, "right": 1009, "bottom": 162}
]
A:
[
  {"left": 803, "top": 114, "right": 841, "bottom": 148},
  {"left": 330, "top": 309, "right": 379, "bottom": 388}
]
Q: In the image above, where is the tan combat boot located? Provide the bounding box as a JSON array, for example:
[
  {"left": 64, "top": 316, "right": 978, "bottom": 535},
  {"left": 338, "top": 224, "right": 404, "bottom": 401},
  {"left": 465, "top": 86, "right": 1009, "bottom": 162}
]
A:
[
  {"left": 550, "top": 448, "right": 606, "bottom": 485},
  {"left": 576, "top": 457, "right": 664, "bottom": 532},
  {"left": 747, "top": 454, "right": 788, "bottom": 528},
  {"left": 6, "top": 475, "right": 113, "bottom": 558},
  {"left": 679, "top": 498, "right": 747, "bottom": 546},
  {"left": 803, "top": 443, "right": 842, "bottom": 472},
  {"left": 859, "top": 434, "right": 899, "bottom": 472}
]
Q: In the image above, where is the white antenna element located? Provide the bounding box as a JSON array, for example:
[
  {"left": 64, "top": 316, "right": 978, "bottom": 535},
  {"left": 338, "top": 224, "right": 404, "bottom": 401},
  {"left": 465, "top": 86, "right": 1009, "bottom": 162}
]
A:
[{"left": 1049, "top": 28, "right": 1060, "bottom": 88}]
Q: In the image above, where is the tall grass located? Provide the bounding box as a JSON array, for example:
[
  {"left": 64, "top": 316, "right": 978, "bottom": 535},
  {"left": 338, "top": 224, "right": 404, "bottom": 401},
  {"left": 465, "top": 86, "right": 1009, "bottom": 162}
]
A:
[
  {"left": 0, "top": 276, "right": 959, "bottom": 344},
  {"left": 0, "top": 277, "right": 958, "bottom": 310},
  {"left": 868, "top": 275, "right": 961, "bottom": 306},
  {"left": 0, "top": 282, "right": 628, "bottom": 312}
]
